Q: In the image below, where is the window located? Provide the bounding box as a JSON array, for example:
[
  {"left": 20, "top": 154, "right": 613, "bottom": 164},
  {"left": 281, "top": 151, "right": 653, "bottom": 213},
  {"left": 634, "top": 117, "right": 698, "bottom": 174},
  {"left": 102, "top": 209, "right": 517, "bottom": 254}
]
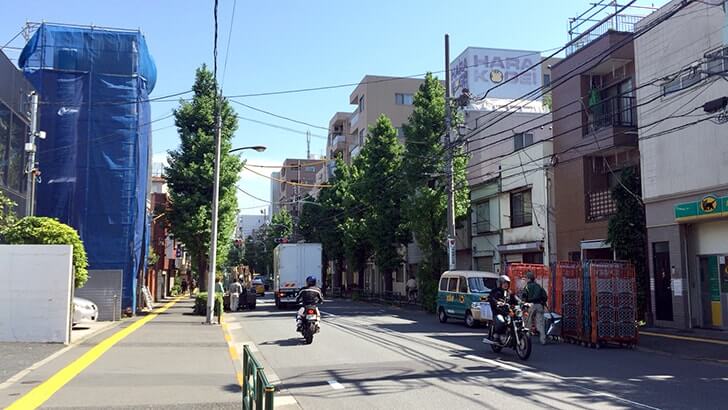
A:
[
  {"left": 706, "top": 47, "right": 728, "bottom": 74},
  {"left": 543, "top": 74, "right": 551, "bottom": 87},
  {"left": 358, "top": 129, "right": 365, "bottom": 145},
  {"left": 447, "top": 277, "right": 459, "bottom": 292},
  {"left": 0, "top": 103, "right": 9, "bottom": 185},
  {"left": 7, "top": 115, "right": 26, "bottom": 192},
  {"left": 510, "top": 189, "right": 532, "bottom": 227},
  {"left": 663, "top": 69, "right": 702, "bottom": 96},
  {"left": 395, "top": 93, "right": 414, "bottom": 105},
  {"left": 439, "top": 277, "right": 448, "bottom": 291},
  {"left": 474, "top": 256, "right": 494, "bottom": 272},
  {"left": 468, "top": 277, "right": 491, "bottom": 293},
  {"left": 305, "top": 166, "right": 317, "bottom": 172},
  {"left": 514, "top": 132, "right": 534, "bottom": 151},
  {"left": 358, "top": 95, "right": 364, "bottom": 112},
  {"left": 458, "top": 277, "right": 468, "bottom": 293},
  {"left": 474, "top": 201, "right": 491, "bottom": 234}
]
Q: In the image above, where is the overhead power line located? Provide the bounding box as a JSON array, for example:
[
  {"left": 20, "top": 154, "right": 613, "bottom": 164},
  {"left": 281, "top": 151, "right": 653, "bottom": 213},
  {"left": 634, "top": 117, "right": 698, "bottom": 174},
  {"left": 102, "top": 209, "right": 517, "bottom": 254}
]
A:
[
  {"left": 243, "top": 165, "right": 331, "bottom": 188},
  {"left": 230, "top": 100, "right": 330, "bottom": 131}
]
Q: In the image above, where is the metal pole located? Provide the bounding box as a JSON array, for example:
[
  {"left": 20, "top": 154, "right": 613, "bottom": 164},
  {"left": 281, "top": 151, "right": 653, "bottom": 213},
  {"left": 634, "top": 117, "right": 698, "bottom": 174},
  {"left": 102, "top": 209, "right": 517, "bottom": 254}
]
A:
[
  {"left": 444, "top": 34, "right": 456, "bottom": 270},
  {"left": 26, "top": 92, "right": 39, "bottom": 216},
  {"left": 206, "top": 103, "right": 223, "bottom": 324}
]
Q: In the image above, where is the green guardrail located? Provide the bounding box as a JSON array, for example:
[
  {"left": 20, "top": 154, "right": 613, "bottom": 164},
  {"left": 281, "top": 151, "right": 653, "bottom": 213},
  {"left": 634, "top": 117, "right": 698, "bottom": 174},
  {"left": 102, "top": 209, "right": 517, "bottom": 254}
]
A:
[{"left": 242, "top": 345, "right": 275, "bottom": 410}]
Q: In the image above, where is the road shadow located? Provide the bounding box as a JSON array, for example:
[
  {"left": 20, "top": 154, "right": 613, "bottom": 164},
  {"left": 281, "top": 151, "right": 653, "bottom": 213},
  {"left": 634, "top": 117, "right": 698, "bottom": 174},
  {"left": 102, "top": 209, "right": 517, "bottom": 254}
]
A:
[
  {"left": 260, "top": 338, "right": 303, "bottom": 347},
  {"left": 221, "top": 383, "right": 242, "bottom": 393}
]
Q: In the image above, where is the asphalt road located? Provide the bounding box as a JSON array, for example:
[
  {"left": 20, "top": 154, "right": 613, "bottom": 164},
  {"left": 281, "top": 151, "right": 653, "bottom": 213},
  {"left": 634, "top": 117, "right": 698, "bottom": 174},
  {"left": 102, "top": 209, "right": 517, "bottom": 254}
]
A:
[{"left": 226, "top": 295, "right": 728, "bottom": 410}]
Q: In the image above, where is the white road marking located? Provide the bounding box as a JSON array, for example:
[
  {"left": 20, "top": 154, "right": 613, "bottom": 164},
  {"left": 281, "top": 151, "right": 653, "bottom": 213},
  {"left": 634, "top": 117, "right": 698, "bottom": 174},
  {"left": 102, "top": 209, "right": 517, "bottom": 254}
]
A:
[
  {"left": 328, "top": 380, "right": 345, "bottom": 390},
  {"left": 465, "top": 354, "right": 660, "bottom": 410},
  {"left": 319, "top": 310, "right": 337, "bottom": 318},
  {"left": 274, "top": 395, "right": 299, "bottom": 406}
]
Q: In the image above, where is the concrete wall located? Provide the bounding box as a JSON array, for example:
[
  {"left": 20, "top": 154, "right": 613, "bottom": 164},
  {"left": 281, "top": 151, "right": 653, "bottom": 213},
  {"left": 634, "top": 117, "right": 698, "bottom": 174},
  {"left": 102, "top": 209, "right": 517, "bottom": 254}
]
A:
[
  {"left": 636, "top": 1, "right": 728, "bottom": 202},
  {"left": 0, "top": 245, "right": 74, "bottom": 343}
]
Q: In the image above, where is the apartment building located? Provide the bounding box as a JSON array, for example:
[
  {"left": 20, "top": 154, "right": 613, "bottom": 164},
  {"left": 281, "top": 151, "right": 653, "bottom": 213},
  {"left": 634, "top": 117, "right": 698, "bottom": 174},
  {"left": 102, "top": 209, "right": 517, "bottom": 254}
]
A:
[
  {"left": 465, "top": 110, "right": 555, "bottom": 273},
  {"left": 278, "top": 158, "right": 324, "bottom": 219},
  {"left": 348, "top": 75, "right": 425, "bottom": 157},
  {"left": 635, "top": 0, "right": 728, "bottom": 330},
  {"left": 270, "top": 171, "right": 281, "bottom": 216},
  {"left": 551, "top": 24, "right": 639, "bottom": 262},
  {"left": 236, "top": 214, "right": 267, "bottom": 240}
]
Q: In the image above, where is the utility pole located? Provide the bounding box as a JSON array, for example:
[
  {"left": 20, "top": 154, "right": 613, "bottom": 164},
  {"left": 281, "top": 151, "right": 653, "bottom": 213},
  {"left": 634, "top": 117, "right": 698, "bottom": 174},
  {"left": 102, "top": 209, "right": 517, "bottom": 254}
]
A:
[
  {"left": 25, "top": 92, "right": 39, "bottom": 216},
  {"left": 206, "top": 108, "right": 222, "bottom": 324},
  {"left": 444, "top": 34, "right": 456, "bottom": 271}
]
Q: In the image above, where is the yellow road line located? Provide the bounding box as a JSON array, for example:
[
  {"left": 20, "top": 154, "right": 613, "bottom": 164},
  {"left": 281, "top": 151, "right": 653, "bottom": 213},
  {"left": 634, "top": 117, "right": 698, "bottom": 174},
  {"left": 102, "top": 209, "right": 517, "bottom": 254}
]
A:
[
  {"left": 236, "top": 371, "right": 244, "bottom": 387},
  {"left": 7, "top": 297, "right": 182, "bottom": 410},
  {"left": 641, "top": 331, "right": 728, "bottom": 346},
  {"left": 220, "top": 314, "right": 244, "bottom": 388}
]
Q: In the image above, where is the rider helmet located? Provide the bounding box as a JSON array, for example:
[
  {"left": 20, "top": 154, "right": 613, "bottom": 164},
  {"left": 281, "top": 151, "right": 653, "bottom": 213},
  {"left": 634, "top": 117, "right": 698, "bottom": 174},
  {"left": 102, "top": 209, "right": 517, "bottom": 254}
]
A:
[
  {"left": 306, "top": 276, "right": 317, "bottom": 286},
  {"left": 497, "top": 275, "right": 511, "bottom": 287}
]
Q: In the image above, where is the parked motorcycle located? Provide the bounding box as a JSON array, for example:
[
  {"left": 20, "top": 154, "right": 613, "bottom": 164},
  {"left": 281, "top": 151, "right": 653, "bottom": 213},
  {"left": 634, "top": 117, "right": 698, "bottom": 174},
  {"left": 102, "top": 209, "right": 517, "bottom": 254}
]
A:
[
  {"left": 482, "top": 302, "right": 532, "bottom": 360},
  {"left": 299, "top": 305, "right": 320, "bottom": 344}
]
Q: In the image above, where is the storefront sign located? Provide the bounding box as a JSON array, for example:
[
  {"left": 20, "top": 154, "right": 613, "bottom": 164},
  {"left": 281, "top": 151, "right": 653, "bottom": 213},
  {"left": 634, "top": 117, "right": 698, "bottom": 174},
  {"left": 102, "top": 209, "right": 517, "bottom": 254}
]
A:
[
  {"left": 450, "top": 47, "right": 542, "bottom": 100},
  {"left": 671, "top": 278, "right": 683, "bottom": 296},
  {"left": 674, "top": 194, "right": 728, "bottom": 222}
]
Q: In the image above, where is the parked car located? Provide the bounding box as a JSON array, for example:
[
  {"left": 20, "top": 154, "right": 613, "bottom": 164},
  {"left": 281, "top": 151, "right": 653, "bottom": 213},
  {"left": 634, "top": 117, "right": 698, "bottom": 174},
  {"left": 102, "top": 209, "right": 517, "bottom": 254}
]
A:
[
  {"left": 73, "top": 297, "right": 98, "bottom": 325},
  {"left": 252, "top": 278, "right": 266, "bottom": 296},
  {"left": 437, "top": 270, "right": 499, "bottom": 328}
]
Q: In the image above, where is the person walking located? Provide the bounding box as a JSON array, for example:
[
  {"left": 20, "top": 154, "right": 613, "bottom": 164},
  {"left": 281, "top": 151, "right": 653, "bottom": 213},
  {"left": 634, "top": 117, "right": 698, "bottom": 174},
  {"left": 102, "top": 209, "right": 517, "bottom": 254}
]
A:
[
  {"left": 406, "top": 276, "right": 417, "bottom": 303},
  {"left": 521, "top": 271, "right": 548, "bottom": 345},
  {"left": 229, "top": 278, "right": 243, "bottom": 312}
]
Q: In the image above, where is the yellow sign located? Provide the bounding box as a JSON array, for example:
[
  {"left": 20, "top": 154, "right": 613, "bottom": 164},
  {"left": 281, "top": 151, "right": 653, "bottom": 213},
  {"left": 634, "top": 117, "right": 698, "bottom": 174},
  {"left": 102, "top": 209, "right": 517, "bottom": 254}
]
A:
[
  {"left": 446, "top": 294, "right": 454, "bottom": 303},
  {"left": 459, "top": 295, "right": 465, "bottom": 303},
  {"left": 701, "top": 195, "right": 718, "bottom": 213}
]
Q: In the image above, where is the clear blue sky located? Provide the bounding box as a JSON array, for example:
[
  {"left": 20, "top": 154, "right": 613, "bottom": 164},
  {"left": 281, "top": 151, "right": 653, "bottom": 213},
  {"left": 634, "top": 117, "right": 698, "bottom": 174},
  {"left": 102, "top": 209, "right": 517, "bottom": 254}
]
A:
[{"left": 0, "top": 0, "right": 665, "bottom": 214}]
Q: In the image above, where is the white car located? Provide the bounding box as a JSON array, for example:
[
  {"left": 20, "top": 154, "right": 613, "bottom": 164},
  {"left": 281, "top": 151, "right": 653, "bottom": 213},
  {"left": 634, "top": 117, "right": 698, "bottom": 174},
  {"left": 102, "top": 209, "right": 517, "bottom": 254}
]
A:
[{"left": 73, "top": 297, "right": 98, "bottom": 325}]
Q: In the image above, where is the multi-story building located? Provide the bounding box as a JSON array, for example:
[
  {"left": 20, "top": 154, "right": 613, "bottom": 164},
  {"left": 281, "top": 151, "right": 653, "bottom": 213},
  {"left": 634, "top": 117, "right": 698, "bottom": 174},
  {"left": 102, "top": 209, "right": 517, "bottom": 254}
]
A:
[
  {"left": 327, "top": 112, "right": 355, "bottom": 164},
  {"left": 236, "top": 214, "right": 267, "bottom": 239},
  {"left": 149, "top": 175, "right": 181, "bottom": 302},
  {"left": 551, "top": 22, "right": 639, "bottom": 262},
  {"left": 466, "top": 110, "right": 555, "bottom": 273},
  {"left": 278, "top": 158, "right": 324, "bottom": 219},
  {"left": 452, "top": 47, "right": 558, "bottom": 272},
  {"left": 0, "top": 50, "right": 35, "bottom": 216},
  {"left": 635, "top": 0, "right": 728, "bottom": 330},
  {"left": 270, "top": 171, "right": 281, "bottom": 216},
  {"left": 347, "top": 75, "right": 425, "bottom": 158}
]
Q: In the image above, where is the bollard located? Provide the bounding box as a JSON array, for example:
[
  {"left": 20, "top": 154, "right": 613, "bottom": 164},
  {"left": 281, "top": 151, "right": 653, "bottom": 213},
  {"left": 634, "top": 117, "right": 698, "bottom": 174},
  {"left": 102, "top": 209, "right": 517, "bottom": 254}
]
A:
[{"left": 264, "top": 386, "right": 275, "bottom": 410}]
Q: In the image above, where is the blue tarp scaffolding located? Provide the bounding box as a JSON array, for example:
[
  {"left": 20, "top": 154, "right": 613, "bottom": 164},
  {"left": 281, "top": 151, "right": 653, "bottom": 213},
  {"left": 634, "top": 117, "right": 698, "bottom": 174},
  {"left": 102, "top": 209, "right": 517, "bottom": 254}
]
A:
[{"left": 19, "top": 23, "right": 157, "bottom": 310}]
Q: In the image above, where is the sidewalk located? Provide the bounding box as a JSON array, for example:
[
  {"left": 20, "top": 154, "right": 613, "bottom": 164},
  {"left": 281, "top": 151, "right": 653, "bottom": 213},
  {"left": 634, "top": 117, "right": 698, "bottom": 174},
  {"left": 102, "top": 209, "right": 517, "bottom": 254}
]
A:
[
  {"left": 1, "top": 297, "right": 241, "bottom": 409},
  {"left": 638, "top": 326, "right": 728, "bottom": 364}
]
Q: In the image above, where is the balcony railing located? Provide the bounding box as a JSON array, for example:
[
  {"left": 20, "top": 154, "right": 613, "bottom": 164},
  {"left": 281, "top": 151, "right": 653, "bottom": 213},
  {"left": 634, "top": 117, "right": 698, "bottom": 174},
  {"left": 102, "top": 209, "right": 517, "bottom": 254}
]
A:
[
  {"left": 567, "top": 14, "right": 644, "bottom": 56},
  {"left": 350, "top": 145, "right": 362, "bottom": 159},
  {"left": 586, "top": 189, "right": 616, "bottom": 221},
  {"left": 586, "top": 95, "right": 636, "bottom": 135},
  {"left": 350, "top": 110, "right": 360, "bottom": 129}
]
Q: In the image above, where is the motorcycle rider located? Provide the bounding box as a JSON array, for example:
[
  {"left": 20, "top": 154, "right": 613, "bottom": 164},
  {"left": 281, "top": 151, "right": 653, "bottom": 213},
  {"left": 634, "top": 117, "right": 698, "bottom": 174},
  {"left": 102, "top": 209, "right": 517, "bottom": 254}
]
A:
[
  {"left": 489, "top": 275, "right": 519, "bottom": 344},
  {"left": 296, "top": 276, "right": 324, "bottom": 331}
]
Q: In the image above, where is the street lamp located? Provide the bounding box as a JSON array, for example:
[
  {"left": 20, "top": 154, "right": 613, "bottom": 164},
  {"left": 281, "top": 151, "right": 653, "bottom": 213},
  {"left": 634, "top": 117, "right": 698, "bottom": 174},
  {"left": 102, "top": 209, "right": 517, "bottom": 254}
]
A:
[
  {"left": 229, "top": 145, "right": 267, "bottom": 154},
  {"left": 206, "top": 144, "right": 267, "bottom": 325}
]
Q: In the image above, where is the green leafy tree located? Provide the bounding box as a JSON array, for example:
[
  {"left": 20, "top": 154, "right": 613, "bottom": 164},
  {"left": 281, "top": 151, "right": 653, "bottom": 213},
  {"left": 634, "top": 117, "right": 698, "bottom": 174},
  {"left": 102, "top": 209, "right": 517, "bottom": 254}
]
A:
[
  {"left": 225, "top": 238, "right": 246, "bottom": 270},
  {"left": 357, "top": 115, "right": 407, "bottom": 292},
  {"left": 243, "top": 234, "right": 266, "bottom": 274},
  {"left": 402, "top": 73, "right": 469, "bottom": 288},
  {"left": 165, "top": 65, "right": 242, "bottom": 291},
  {"left": 606, "top": 167, "right": 650, "bottom": 320},
  {"left": 3, "top": 216, "right": 89, "bottom": 287},
  {"left": 0, "top": 191, "right": 18, "bottom": 241}
]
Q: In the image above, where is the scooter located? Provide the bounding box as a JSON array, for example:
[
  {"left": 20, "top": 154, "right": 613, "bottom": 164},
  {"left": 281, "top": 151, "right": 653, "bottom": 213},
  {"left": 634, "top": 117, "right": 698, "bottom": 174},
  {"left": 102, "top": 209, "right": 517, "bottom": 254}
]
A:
[
  {"left": 482, "top": 302, "right": 532, "bottom": 360},
  {"left": 298, "top": 305, "right": 320, "bottom": 344}
]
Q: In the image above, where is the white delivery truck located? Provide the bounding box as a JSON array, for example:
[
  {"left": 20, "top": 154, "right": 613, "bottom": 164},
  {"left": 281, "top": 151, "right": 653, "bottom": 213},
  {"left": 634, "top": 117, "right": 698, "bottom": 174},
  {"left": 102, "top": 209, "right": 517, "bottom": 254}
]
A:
[{"left": 273, "top": 243, "right": 323, "bottom": 309}]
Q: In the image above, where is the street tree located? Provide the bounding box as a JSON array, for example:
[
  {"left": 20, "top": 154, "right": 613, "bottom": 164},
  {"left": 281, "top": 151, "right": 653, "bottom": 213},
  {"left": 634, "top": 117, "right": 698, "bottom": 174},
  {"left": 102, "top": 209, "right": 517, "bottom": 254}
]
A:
[
  {"left": 402, "top": 73, "right": 469, "bottom": 310},
  {"left": 165, "top": 65, "right": 242, "bottom": 291},
  {"left": 357, "top": 115, "right": 407, "bottom": 292},
  {"left": 606, "top": 167, "right": 650, "bottom": 321}
]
